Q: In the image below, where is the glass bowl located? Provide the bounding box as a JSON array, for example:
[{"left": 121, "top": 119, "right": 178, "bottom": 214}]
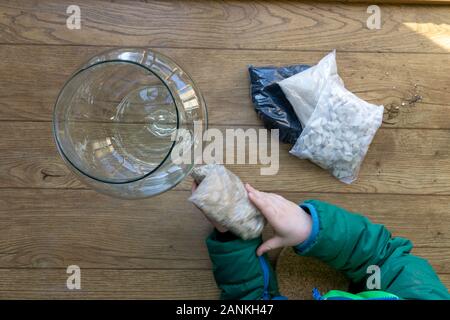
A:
[{"left": 53, "top": 48, "right": 207, "bottom": 198}]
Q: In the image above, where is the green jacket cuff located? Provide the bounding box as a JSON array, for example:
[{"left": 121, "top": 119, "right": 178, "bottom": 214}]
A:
[{"left": 206, "top": 230, "right": 280, "bottom": 300}]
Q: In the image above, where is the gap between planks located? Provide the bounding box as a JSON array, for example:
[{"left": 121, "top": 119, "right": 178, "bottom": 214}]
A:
[{"left": 1, "top": 43, "right": 450, "bottom": 56}]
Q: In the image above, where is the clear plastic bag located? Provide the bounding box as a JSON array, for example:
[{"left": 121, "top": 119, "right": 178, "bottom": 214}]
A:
[
  {"left": 278, "top": 50, "right": 342, "bottom": 128},
  {"left": 290, "top": 78, "right": 384, "bottom": 183},
  {"left": 189, "top": 164, "right": 265, "bottom": 240}
]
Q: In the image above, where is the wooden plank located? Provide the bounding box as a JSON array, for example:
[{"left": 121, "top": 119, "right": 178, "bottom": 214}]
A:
[
  {"left": 0, "top": 188, "right": 213, "bottom": 269},
  {"left": 1, "top": 122, "right": 450, "bottom": 195},
  {"left": 0, "top": 186, "right": 448, "bottom": 297},
  {"left": 413, "top": 248, "right": 450, "bottom": 274},
  {"left": 0, "top": 188, "right": 449, "bottom": 271},
  {"left": 1, "top": 45, "right": 450, "bottom": 128},
  {"left": 437, "top": 274, "right": 450, "bottom": 290},
  {"left": 0, "top": 1, "right": 449, "bottom": 53},
  {"left": 0, "top": 269, "right": 447, "bottom": 299},
  {"left": 0, "top": 269, "right": 219, "bottom": 299}
]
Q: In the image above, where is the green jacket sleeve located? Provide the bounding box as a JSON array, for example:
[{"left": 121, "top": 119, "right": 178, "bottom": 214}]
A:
[
  {"left": 206, "top": 230, "right": 280, "bottom": 300},
  {"left": 296, "top": 200, "right": 450, "bottom": 300}
]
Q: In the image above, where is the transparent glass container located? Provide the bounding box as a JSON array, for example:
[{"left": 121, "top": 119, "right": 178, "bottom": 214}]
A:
[{"left": 53, "top": 48, "right": 207, "bottom": 198}]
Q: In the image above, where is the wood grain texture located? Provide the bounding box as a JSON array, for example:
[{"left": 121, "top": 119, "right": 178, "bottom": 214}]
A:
[
  {"left": 0, "top": 269, "right": 220, "bottom": 299},
  {"left": 0, "top": 1, "right": 449, "bottom": 53},
  {"left": 438, "top": 274, "right": 450, "bottom": 288},
  {"left": 0, "top": 187, "right": 448, "bottom": 298},
  {"left": 0, "top": 189, "right": 449, "bottom": 272},
  {"left": 0, "top": 271, "right": 448, "bottom": 300},
  {"left": 0, "top": 0, "right": 449, "bottom": 299},
  {"left": 4, "top": 268, "right": 448, "bottom": 300},
  {"left": 0, "top": 188, "right": 213, "bottom": 270},
  {"left": 1, "top": 45, "right": 450, "bottom": 128},
  {"left": 1, "top": 122, "right": 450, "bottom": 195}
]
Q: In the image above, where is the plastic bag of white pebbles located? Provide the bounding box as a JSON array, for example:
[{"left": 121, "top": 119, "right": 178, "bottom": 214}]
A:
[
  {"left": 189, "top": 164, "right": 265, "bottom": 240},
  {"left": 278, "top": 51, "right": 342, "bottom": 128},
  {"left": 290, "top": 77, "right": 384, "bottom": 183}
]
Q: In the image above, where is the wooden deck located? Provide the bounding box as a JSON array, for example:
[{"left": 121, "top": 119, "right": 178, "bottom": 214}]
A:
[{"left": 0, "top": 0, "right": 449, "bottom": 299}]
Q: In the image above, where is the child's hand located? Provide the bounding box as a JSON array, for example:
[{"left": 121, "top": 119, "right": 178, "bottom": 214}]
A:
[
  {"left": 245, "top": 184, "right": 312, "bottom": 256},
  {"left": 191, "top": 181, "right": 228, "bottom": 233}
]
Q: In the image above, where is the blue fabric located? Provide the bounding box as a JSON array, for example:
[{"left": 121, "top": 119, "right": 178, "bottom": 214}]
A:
[
  {"left": 295, "top": 203, "right": 320, "bottom": 253},
  {"left": 258, "top": 255, "right": 289, "bottom": 300},
  {"left": 258, "top": 256, "right": 271, "bottom": 300},
  {"left": 312, "top": 288, "right": 323, "bottom": 300},
  {"left": 272, "top": 295, "right": 288, "bottom": 300}
]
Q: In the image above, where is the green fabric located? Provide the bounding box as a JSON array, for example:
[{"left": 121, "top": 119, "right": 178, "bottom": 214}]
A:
[
  {"left": 205, "top": 200, "right": 450, "bottom": 300},
  {"left": 322, "top": 290, "right": 399, "bottom": 300},
  {"left": 206, "top": 230, "right": 279, "bottom": 300},
  {"left": 300, "top": 200, "right": 450, "bottom": 300}
]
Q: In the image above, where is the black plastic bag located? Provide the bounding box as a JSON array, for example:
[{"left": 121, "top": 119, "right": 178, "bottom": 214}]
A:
[{"left": 248, "top": 64, "right": 310, "bottom": 144}]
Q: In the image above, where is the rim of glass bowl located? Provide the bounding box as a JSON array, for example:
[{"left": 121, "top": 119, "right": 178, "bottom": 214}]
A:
[{"left": 53, "top": 51, "right": 206, "bottom": 185}]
